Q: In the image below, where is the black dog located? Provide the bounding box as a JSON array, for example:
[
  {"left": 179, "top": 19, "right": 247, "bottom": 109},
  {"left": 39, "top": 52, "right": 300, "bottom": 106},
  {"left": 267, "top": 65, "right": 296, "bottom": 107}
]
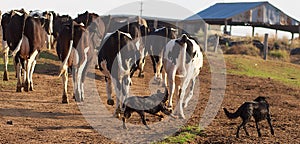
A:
[
  {"left": 223, "top": 96, "right": 275, "bottom": 138},
  {"left": 122, "top": 88, "right": 176, "bottom": 130}
]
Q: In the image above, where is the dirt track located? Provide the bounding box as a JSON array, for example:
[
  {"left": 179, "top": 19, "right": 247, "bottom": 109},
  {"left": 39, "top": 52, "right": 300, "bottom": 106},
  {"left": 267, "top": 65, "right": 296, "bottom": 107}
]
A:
[{"left": 0, "top": 49, "right": 299, "bottom": 143}]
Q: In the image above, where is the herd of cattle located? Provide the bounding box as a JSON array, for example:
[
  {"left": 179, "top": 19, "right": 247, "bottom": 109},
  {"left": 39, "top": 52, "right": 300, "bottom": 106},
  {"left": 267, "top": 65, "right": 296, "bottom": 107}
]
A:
[{"left": 0, "top": 9, "right": 203, "bottom": 119}]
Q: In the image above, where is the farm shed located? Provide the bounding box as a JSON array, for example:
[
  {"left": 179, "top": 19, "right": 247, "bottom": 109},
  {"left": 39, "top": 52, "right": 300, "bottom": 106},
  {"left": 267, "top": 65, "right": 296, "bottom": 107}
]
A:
[{"left": 186, "top": 1, "right": 300, "bottom": 39}]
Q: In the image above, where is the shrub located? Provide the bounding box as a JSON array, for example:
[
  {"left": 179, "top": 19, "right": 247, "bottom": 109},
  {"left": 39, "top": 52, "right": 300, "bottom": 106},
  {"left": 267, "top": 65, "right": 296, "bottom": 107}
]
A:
[{"left": 225, "top": 44, "right": 260, "bottom": 56}]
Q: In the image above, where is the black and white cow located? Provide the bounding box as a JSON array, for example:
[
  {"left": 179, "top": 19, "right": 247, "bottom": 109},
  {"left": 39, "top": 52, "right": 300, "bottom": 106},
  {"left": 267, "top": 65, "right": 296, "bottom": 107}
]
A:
[
  {"left": 1, "top": 11, "right": 12, "bottom": 81},
  {"left": 57, "top": 12, "right": 106, "bottom": 104},
  {"left": 98, "top": 30, "right": 140, "bottom": 117},
  {"left": 5, "top": 10, "right": 46, "bottom": 92},
  {"left": 103, "top": 16, "right": 148, "bottom": 78},
  {"left": 163, "top": 34, "right": 203, "bottom": 119},
  {"left": 146, "top": 27, "right": 177, "bottom": 80},
  {"left": 1, "top": 9, "right": 29, "bottom": 81}
]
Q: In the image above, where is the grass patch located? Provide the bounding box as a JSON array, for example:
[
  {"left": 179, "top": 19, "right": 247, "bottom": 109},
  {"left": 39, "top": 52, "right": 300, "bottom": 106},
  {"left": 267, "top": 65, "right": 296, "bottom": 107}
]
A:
[
  {"left": 226, "top": 55, "right": 300, "bottom": 87},
  {"left": 38, "top": 50, "right": 60, "bottom": 61},
  {"left": 268, "top": 49, "right": 290, "bottom": 62},
  {"left": 158, "top": 125, "right": 205, "bottom": 144}
]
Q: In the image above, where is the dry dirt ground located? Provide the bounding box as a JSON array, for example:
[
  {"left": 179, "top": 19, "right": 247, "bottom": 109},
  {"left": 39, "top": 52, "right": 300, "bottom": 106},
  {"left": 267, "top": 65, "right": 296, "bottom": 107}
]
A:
[{"left": 0, "top": 49, "right": 299, "bottom": 143}]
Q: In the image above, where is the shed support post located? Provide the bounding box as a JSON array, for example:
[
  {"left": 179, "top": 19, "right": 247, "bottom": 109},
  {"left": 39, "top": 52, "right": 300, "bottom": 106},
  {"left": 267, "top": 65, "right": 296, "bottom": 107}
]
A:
[
  {"left": 223, "top": 20, "right": 227, "bottom": 34},
  {"left": 204, "top": 23, "right": 208, "bottom": 52},
  {"left": 252, "top": 26, "right": 255, "bottom": 37},
  {"left": 154, "top": 19, "right": 158, "bottom": 29},
  {"left": 263, "top": 33, "right": 269, "bottom": 60}
]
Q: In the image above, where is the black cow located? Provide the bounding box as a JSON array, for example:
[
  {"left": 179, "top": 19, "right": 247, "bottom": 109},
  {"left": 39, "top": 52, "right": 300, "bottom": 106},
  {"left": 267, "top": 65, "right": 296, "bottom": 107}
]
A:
[
  {"left": 98, "top": 30, "right": 140, "bottom": 118},
  {"left": 5, "top": 10, "right": 46, "bottom": 92}
]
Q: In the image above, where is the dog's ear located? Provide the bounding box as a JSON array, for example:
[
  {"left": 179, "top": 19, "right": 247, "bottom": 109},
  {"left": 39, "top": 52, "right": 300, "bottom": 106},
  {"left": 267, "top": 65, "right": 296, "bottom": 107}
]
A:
[{"left": 254, "top": 96, "right": 266, "bottom": 102}]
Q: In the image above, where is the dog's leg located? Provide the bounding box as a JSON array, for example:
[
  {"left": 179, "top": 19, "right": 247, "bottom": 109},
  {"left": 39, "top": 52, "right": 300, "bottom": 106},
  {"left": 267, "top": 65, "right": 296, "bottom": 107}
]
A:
[
  {"left": 267, "top": 114, "right": 275, "bottom": 135},
  {"left": 137, "top": 111, "right": 150, "bottom": 130},
  {"left": 236, "top": 120, "right": 248, "bottom": 138},
  {"left": 255, "top": 120, "right": 262, "bottom": 137},
  {"left": 122, "top": 110, "right": 132, "bottom": 129},
  {"left": 154, "top": 112, "right": 164, "bottom": 121},
  {"left": 243, "top": 126, "right": 249, "bottom": 136}
]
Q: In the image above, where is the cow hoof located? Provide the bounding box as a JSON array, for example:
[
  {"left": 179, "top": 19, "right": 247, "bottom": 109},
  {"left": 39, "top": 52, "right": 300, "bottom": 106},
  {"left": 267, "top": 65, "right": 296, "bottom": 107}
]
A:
[
  {"left": 62, "top": 95, "right": 69, "bottom": 104},
  {"left": 29, "top": 87, "right": 34, "bottom": 91},
  {"left": 107, "top": 99, "right": 114, "bottom": 106},
  {"left": 16, "top": 86, "right": 22, "bottom": 92},
  {"left": 24, "top": 84, "right": 29, "bottom": 92},
  {"left": 3, "top": 71, "right": 9, "bottom": 81},
  {"left": 62, "top": 99, "right": 69, "bottom": 104}
]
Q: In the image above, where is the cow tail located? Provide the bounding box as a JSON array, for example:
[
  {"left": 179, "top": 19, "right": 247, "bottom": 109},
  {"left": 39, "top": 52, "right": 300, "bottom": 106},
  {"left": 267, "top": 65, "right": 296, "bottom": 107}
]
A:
[
  {"left": 58, "top": 40, "right": 73, "bottom": 77},
  {"left": 11, "top": 35, "right": 24, "bottom": 57}
]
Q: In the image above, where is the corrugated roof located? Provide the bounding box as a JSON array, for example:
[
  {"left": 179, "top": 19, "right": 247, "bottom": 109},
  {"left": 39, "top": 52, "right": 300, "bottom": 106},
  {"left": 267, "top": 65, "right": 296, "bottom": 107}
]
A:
[
  {"left": 187, "top": 1, "right": 266, "bottom": 20},
  {"left": 185, "top": 1, "right": 300, "bottom": 33}
]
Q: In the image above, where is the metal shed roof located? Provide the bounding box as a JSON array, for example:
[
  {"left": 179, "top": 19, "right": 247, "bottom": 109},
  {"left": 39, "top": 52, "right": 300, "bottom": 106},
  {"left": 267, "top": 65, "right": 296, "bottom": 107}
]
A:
[{"left": 186, "top": 1, "right": 300, "bottom": 33}]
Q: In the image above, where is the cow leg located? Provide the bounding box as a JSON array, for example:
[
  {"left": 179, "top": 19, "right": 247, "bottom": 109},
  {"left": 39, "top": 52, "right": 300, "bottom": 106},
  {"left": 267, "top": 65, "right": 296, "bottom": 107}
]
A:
[
  {"left": 112, "top": 78, "right": 122, "bottom": 118},
  {"left": 16, "top": 62, "right": 23, "bottom": 92},
  {"left": 150, "top": 55, "right": 157, "bottom": 75},
  {"left": 62, "top": 70, "right": 69, "bottom": 104},
  {"left": 183, "top": 77, "right": 196, "bottom": 108},
  {"left": 178, "top": 78, "right": 190, "bottom": 119},
  {"left": 167, "top": 70, "right": 176, "bottom": 109},
  {"left": 72, "top": 48, "right": 80, "bottom": 101},
  {"left": 155, "top": 57, "right": 163, "bottom": 80},
  {"left": 29, "top": 60, "right": 37, "bottom": 91},
  {"left": 2, "top": 41, "right": 9, "bottom": 81},
  {"left": 76, "top": 50, "right": 89, "bottom": 102},
  {"left": 138, "top": 48, "right": 145, "bottom": 78},
  {"left": 24, "top": 50, "right": 39, "bottom": 92},
  {"left": 47, "top": 35, "right": 51, "bottom": 49},
  {"left": 105, "top": 76, "right": 114, "bottom": 105},
  {"left": 24, "top": 60, "right": 30, "bottom": 92}
]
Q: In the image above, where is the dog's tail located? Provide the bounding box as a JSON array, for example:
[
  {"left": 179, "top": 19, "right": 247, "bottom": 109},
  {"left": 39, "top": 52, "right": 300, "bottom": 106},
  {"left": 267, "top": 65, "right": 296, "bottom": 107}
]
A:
[{"left": 223, "top": 107, "right": 241, "bottom": 119}]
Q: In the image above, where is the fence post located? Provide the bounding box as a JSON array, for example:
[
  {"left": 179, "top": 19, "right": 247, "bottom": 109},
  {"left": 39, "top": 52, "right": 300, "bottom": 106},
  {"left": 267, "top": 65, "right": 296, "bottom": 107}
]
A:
[{"left": 263, "top": 33, "right": 269, "bottom": 60}]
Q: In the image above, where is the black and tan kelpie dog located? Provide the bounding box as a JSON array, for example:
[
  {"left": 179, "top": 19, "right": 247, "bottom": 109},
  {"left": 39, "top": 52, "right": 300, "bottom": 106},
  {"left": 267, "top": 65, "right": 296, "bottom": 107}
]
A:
[
  {"left": 122, "top": 88, "right": 176, "bottom": 130},
  {"left": 223, "top": 96, "right": 275, "bottom": 138}
]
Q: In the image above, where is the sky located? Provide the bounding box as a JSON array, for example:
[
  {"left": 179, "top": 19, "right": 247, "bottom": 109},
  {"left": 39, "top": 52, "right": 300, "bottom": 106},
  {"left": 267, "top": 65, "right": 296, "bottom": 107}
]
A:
[{"left": 1, "top": 0, "right": 299, "bottom": 38}]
